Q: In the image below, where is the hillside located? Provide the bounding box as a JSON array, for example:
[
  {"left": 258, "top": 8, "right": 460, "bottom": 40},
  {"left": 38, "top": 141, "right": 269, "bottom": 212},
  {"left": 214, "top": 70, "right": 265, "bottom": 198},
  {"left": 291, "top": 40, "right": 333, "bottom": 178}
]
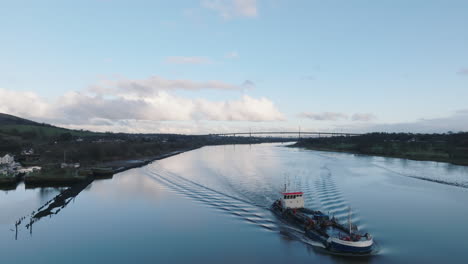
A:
[
  {"left": 0, "top": 113, "right": 99, "bottom": 154},
  {"left": 0, "top": 113, "right": 42, "bottom": 126},
  {"left": 0, "top": 113, "right": 283, "bottom": 164}
]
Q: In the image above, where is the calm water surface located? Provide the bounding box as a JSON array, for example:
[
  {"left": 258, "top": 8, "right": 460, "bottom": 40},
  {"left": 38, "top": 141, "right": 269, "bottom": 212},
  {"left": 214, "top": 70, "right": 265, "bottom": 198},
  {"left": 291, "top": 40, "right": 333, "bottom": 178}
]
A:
[{"left": 1, "top": 143, "right": 468, "bottom": 263}]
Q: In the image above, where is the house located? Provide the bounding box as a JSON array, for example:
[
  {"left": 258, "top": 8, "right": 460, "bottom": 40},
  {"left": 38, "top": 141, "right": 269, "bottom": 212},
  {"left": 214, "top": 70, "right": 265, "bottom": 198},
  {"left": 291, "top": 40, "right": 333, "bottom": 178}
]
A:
[
  {"left": 18, "top": 166, "right": 41, "bottom": 174},
  {"left": 0, "top": 154, "right": 15, "bottom": 165}
]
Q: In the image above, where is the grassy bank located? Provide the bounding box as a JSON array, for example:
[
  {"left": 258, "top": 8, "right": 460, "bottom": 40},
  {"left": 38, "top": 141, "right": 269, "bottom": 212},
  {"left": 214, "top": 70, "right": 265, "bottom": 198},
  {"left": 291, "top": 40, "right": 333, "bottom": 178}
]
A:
[{"left": 292, "top": 132, "right": 468, "bottom": 166}]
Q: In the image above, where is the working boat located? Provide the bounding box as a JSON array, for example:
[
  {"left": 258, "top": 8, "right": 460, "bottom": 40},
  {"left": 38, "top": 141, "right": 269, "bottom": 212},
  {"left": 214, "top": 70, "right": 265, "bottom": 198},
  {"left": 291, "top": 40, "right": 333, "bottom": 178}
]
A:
[{"left": 271, "top": 189, "right": 373, "bottom": 254}]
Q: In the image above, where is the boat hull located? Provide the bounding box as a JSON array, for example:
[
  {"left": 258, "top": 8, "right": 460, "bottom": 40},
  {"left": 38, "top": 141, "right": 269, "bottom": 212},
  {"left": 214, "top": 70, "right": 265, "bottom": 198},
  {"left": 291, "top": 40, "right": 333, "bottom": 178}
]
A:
[
  {"left": 271, "top": 200, "right": 374, "bottom": 254},
  {"left": 327, "top": 237, "right": 373, "bottom": 253}
]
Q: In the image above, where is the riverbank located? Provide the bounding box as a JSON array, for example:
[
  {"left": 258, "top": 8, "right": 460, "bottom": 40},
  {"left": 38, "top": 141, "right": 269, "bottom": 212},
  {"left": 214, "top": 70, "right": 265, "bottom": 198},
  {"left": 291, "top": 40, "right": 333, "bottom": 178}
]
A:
[
  {"left": 98, "top": 148, "right": 197, "bottom": 175},
  {"left": 291, "top": 144, "right": 468, "bottom": 166},
  {"left": 1, "top": 147, "right": 199, "bottom": 190},
  {"left": 292, "top": 132, "right": 468, "bottom": 167}
]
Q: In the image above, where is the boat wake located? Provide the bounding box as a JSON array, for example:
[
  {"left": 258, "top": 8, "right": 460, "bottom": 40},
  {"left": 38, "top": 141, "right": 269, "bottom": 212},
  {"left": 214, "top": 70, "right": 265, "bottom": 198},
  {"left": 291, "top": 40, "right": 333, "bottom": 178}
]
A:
[
  {"left": 142, "top": 166, "right": 279, "bottom": 232},
  {"left": 142, "top": 161, "right": 376, "bottom": 254},
  {"left": 372, "top": 162, "right": 468, "bottom": 189}
]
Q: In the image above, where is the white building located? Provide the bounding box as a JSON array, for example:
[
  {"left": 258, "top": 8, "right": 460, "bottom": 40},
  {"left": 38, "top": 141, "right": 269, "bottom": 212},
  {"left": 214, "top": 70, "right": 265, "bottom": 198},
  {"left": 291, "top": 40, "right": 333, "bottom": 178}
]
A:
[
  {"left": 0, "top": 154, "right": 15, "bottom": 165},
  {"left": 18, "top": 166, "right": 41, "bottom": 174}
]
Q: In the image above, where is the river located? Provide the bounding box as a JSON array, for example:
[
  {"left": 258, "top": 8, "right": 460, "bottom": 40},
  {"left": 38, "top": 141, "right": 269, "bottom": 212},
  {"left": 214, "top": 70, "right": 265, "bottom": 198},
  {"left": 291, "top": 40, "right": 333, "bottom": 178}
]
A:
[{"left": 1, "top": 143, "right": 468, "bottom": 263}]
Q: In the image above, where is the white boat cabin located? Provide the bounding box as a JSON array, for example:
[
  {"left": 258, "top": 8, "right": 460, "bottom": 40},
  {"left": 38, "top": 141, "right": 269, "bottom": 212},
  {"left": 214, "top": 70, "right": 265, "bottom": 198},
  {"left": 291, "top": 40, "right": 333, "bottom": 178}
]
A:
[{"left": 280, "top": 192, "right": 304, "bottom": 209}]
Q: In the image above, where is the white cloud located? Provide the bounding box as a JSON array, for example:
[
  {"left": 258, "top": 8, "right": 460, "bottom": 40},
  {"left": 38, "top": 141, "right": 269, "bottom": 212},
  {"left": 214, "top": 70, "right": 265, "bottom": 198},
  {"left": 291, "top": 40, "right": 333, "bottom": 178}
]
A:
[
  {"left": 299, "top": 112, "right": 348, "bottom": 121},
  {"left": 351, "top": 113, "right": 376, "bottom": 122},
  {"left": 53, "top": 92, "right": 284, "bottom": 123},
  {"left": 89, "top": 75, "right": 247, "bottom": 97},
  {"left": 225, "top": 51, "right": 239, "bottom": 59},
  {"left": 299, "top": 111, "right": 376, "bottom": 122},
  {"left": 202, "top": 0, "right": 257, "bottom": 19},
  {"left": 0, "top": 77, "right": 284, "bottom": 133},
  {"left": 165, "top": 56, "right": 213, "bottom": 65},
  {"left": 0, "top": 88, "right": 51, "bottom": 120}
]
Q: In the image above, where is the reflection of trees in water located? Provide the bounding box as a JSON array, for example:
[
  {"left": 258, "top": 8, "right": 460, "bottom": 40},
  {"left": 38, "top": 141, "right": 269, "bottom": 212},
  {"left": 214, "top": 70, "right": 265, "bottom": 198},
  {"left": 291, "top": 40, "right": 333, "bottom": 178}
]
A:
[{"left": 13, "top": 180, "right": 94, "bottom": 240}]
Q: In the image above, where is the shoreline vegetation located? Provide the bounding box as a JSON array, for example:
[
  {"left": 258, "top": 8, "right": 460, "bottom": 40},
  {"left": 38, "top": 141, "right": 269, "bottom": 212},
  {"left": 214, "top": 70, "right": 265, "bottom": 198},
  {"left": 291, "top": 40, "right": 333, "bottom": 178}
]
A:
[
  {"left": 22, "top": 148, "right": 197, "bottom": 188},
  {"left": 0, "top": 113, "right": 289, "bottom": 190},
  {"left": 292, "top": 132, "right": 468, "bottom": 166}
]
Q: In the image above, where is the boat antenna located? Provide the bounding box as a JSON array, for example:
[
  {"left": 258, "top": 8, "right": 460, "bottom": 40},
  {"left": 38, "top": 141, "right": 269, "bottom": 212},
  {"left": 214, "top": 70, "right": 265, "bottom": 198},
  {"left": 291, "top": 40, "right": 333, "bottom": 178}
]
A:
[
  {"left": 348, "top": 206, "right": 352, "bottom": 235},
  {"left": 283, "top": 175, "right": 287, "bottom": 192}
]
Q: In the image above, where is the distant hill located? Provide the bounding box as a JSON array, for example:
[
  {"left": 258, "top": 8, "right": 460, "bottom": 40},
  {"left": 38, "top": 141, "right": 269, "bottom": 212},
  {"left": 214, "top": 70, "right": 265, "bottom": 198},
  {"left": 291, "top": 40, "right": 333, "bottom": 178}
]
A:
[
  {"left": 0, "top": 113, "right": 43, "bottom": 126},
  {"left": 0, "top": 113, "right": 97, "bottom": 144}
]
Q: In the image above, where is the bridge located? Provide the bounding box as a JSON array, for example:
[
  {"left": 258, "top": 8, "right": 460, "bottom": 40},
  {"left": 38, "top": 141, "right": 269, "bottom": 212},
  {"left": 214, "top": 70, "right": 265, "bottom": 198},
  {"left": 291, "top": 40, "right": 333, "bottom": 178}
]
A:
[{"left": 209, "top": 131, "right": 362, "bottom": 138}]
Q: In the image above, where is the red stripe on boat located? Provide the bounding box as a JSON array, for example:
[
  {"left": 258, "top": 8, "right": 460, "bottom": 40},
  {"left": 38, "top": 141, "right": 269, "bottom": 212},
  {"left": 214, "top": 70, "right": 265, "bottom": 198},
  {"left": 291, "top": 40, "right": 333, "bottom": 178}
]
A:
[{"left": 281, "top": 192, "right": 303, "bottom": 195}]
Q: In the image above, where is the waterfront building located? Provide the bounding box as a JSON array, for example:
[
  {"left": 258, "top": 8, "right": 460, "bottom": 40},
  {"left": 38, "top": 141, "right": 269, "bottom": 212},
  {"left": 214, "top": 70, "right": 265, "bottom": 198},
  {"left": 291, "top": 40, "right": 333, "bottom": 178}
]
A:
[{"left": 0, "top": 154, "right": 15, "bottom": 165}]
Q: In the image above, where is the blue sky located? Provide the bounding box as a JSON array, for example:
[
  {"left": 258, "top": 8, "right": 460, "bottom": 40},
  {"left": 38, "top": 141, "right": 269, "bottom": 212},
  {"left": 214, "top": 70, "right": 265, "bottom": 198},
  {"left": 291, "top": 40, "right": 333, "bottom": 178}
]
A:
[{"left": 1, "top": 0, "right": 468, "bottom": 133}]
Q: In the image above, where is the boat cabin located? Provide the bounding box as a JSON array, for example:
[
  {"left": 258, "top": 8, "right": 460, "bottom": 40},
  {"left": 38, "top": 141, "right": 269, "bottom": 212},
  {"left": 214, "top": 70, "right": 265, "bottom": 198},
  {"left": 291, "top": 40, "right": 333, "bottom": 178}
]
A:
[{"left": 280, "top": 192, "right": 304, "bottom": 209}]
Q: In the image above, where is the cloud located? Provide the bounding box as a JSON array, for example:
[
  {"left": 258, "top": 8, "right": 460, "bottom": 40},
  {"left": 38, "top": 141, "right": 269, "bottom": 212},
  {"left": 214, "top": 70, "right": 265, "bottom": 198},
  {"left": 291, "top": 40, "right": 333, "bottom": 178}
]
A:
[
  {"left": 202, "top": 0, "right": 257, "bottom": 19},
  {"left": 241, "top": 80, "right": 255, "bottom": 89},
  {"left": 364, "top": 111, "right": 468, "bottom": 133},
  {"left": 0, "top": 80, "right": 284, "bottom": 133},
  {"left": 298, "top": 111, "right": 376, "bottom": 122},
  {"left": 61, "top": 119, "right": 292, "bottom": 134},
  {"left": 225, "top": 51, "right": 239, "bottom": 59},
  {"left": 0, "top": 88, "right": 51, "bottom": 120},
  {"left": 351, "top": 113, "right": 376, "bottom": 122},
  {"left": 299, "top": 112, "right": 348, "bottom": 121},
  {"left": 54, "top": 92, "right": 284, "bottom": 123},
  {"left": 89, "top": 75, "right": 247, "bottom": 97},
  {"left": 334, "top": 110, "right": 468, "bottom": 133},
  {"left": 164, "top": 56, "right": 213, "bottom": 65},
  {"left": 457, "top": 68, "right": 468, "bottom": 75}
]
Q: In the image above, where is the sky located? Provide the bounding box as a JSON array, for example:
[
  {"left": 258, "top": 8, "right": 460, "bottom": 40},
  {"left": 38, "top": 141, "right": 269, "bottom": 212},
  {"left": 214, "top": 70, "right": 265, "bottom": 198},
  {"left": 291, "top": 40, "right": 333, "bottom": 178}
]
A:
[{"left": 1, "top": 0, "right": 468, "bottom": 134}]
